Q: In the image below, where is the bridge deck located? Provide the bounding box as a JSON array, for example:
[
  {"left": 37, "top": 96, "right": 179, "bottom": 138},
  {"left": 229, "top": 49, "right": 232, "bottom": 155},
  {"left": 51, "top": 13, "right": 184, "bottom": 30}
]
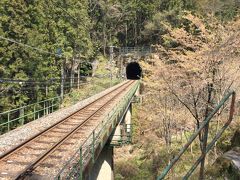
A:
[{"left": 0, "top": 80, "right": 139, "bottom": 179}]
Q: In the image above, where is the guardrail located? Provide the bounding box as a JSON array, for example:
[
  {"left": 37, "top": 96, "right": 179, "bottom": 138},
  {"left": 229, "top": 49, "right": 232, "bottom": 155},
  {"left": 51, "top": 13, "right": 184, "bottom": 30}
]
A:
[
  {"left": 55, "top": 81, "right": 140, "bottom": 179},
  {"left": 0, "top": 77, "right": 122, "bottom": 135},
  {"left": 157, "top": 91, "right": 236, "bottom": 179},
  {"left": 0, "top": 96, "right": 62, "bottom": 134}
]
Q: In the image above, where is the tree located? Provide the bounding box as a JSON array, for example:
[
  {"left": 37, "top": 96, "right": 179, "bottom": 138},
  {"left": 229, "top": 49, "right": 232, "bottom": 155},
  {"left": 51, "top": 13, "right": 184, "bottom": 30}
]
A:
[{"left": 0, "top": 0, "right": 94, "bottom": 112}]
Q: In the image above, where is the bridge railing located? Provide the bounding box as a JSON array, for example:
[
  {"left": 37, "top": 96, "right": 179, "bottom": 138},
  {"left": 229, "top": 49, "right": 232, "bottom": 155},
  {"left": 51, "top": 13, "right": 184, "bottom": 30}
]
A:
[
  {"left": 157, "top": 91, "right": 236, "bottom": 179},
  {"left": 56, "top": 81, "right": 140, "bottom": 180}
]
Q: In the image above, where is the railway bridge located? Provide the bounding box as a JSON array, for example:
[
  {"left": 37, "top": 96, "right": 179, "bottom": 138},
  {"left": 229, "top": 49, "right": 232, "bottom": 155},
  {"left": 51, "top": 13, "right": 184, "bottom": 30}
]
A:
[{"left": 0, "top": 80, "right": 141, "bottom": 180}]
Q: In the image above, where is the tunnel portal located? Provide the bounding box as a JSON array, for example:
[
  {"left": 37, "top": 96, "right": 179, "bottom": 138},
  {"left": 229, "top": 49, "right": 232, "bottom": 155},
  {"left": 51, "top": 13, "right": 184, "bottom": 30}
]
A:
[
  {"left": 80, "top": 62, "right": 93, "bottom": 76},
  {"left": 126, "top": 62, "right": 142, "bottom": 80}
]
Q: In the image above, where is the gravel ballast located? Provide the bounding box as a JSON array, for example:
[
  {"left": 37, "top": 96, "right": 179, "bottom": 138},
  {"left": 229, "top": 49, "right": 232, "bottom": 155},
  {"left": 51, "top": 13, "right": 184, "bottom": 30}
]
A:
[{"left": 0, "top": 81, "right": 127, "bottom": 156}]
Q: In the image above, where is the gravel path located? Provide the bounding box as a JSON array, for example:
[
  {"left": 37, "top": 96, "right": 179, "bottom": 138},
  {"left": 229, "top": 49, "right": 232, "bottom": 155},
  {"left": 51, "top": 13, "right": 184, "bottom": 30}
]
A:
[{"left": 0, "top": 81, "right": 127, "bottom": 156}]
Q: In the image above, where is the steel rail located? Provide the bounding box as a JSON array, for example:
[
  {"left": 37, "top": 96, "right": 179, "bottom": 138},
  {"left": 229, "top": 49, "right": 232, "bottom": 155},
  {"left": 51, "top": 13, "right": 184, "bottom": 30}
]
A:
[
  {"left": 56, "top": 80, "right": 139, "bottom": 179},
  {"left": 0, "top": 80, "right": 130, "bottom": 161},
  {"left": 0, "top": 81, "right": 132, "bottom": 178},
  {"left": 14, "top": 80, "right": 135, "bottom": 179}
]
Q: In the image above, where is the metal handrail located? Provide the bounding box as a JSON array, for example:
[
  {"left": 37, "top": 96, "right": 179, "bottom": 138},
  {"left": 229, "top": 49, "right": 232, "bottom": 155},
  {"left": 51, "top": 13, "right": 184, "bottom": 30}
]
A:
[
  {"left": 0, "top": 77, "right": 122, "bottom": 134},
  {"left": 157, "top": 91, "right": 236, "bottom": 180}
]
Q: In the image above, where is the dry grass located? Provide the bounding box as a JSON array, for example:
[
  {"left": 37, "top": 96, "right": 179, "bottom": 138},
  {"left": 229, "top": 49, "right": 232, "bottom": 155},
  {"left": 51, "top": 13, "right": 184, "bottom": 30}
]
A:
[{"left": 114, "top": 15, "right": 240, "bottom": 179}]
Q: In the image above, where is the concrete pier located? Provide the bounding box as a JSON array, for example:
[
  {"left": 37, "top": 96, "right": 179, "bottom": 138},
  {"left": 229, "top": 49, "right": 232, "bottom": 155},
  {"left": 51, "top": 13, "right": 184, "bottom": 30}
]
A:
[{"left": 89, "top": 146, "right": 114, "bottom": 180}]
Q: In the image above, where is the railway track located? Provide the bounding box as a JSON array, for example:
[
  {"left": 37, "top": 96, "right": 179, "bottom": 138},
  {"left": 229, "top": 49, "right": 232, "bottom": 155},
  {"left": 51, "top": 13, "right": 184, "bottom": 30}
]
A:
[{"left": 0, "top": 80, "right": 135, "bottom": 179}]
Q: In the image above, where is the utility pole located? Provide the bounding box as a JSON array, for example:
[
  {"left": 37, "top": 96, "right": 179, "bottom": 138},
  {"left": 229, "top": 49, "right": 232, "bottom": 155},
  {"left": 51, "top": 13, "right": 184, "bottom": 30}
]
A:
[
  {"left": 78, "top": 62, "right": 81, "bottom": 90},
  {"left": 57, "top": 48, "right": 64, "bottom": 100},
  {"left": 109, "top": 46, "right": 114, "bottom": 87},
  {"left": 60, "top": 60, "right": 64, "bottom": 99}
]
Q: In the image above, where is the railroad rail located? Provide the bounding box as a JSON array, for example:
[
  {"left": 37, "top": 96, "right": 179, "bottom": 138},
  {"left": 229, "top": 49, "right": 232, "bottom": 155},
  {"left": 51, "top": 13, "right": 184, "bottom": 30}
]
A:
[{"left": 0, "top": 80, "right": 136, "bottom": 179}]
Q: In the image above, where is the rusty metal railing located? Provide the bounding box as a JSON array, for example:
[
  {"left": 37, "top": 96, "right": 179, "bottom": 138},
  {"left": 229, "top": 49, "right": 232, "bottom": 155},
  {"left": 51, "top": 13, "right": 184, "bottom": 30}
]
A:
[{"left": 157, "top": 91, "right": 236, "bottom": 180}]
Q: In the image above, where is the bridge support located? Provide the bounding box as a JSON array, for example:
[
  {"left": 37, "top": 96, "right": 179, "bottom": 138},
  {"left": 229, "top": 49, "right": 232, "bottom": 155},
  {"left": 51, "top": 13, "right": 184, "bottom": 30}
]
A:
[
  {"left": 89, "top": 146, "right": 114, "bottom": 180},
  {"left": 88, "top": 105, "right": 133, "bottom": 180},
  {"left": 124, "top": 105, "right": 132, "bottom": 134},
  {"left": 112, "top": 123, "right": 122, "bottom": 142},
  {"left": 87, "top": 83, "right": 140, "bottom": 179},
  {"left": 110, "top": 104, "right": 132, "bottom": 146}
]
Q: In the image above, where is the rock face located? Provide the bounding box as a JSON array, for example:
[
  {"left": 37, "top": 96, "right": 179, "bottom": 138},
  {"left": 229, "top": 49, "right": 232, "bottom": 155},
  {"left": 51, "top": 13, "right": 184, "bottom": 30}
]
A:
[{"left": 206, "top": 130, "right": 240, "bottom": 179}]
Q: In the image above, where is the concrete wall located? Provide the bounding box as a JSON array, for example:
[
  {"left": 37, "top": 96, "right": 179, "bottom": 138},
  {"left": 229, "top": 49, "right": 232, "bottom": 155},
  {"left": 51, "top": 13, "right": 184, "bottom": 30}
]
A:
[
  {"left": 124, "top": 107, "right": 132, "bottom": 133},
  {"left": 112, "top": 124, "right": 121, "bottom": 142},
  {"left": 89, "top": 146, "right": 114, "bottom": 180}
]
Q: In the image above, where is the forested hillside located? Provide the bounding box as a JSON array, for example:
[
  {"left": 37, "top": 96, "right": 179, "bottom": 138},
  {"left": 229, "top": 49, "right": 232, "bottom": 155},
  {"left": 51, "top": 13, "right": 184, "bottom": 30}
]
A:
[
  {"left": 0, "top": 0, "right": 240, "bottom": 178},
  {"left": 0, "top": 0, "right": 239, "bottom": 111}
]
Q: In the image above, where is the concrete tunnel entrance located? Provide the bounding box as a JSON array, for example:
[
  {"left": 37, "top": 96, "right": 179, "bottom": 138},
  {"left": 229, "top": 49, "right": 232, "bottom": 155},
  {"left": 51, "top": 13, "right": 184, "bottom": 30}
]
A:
[{"left": 126, "top": 62, "right": 142, "bottom": 80}]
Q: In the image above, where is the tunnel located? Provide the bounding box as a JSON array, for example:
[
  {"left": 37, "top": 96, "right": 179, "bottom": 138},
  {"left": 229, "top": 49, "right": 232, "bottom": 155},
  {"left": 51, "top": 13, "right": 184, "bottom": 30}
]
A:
[
  {"left": 126, "top": 62, "right": 142, "bottom": 80},
  {"left": 80, "top": 62, "right": 93, "bottom": 76}
]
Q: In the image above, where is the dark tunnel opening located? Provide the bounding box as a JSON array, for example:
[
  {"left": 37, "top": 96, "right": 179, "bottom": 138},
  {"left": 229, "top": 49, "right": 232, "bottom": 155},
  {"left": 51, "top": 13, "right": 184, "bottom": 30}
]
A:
[
  {"left": 126, "top": 62, "right": 142, "bottom": 80},
  {"left": 80, "top": 62, "right": 93, "bottom": 76}
]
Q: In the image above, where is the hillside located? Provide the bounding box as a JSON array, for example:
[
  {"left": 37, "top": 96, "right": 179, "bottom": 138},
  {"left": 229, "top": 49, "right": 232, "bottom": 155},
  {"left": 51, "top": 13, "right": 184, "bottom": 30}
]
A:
[
  {"left": 114, "top": 15, "right": 240, "bottom": 179},
  {"left": 0, "top": 0, "right": 240, "bottom": 179}
]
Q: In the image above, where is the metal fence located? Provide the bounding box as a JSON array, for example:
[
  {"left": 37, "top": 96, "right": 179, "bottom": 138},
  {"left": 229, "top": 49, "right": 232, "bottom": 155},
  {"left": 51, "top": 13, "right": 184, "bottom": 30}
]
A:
[
  {"left": 0, "top": 96, "right": 62, "bottom": 134},
  {"left": 0, "top": 77, "right": 122, "bottom": 135}
]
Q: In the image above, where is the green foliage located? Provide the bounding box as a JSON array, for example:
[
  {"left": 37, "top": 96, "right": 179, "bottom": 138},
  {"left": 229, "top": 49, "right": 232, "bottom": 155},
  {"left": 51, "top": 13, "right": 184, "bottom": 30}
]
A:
[
  {"left": 0, "top": 0, "right": 239, "bottom": 115},
  {"left": 0, "top": 0, "right": 93, "bottom": 111},
  {"left": 61, "top": 77, "right": 121, "bottom": 107}
]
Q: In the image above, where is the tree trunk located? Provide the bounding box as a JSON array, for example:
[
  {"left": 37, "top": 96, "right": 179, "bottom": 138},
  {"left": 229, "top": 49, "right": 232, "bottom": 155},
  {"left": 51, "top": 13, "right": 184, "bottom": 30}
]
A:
[
  {"left": 214, "top": 115, "right": 220, "bottom": 158},
  {"left": 199, "top": 83, "right": 214, "bottom": 179},
  {"left": 70, "top": 57, "right": 75, "bottom": 89}
]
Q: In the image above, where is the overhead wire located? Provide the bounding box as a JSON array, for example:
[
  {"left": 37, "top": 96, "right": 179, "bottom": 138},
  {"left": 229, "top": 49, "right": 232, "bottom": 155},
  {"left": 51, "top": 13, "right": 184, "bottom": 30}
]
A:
[
  {"left": 0, "top": 1, "right": 95, "bottom": 100},
  {"left": 0, "top": 76, "right": 89, "bottom": 84},
  {"left": 0, "top": 0, "right": 92, "bottom": 58},
  {"left": 0, "top": 82, "right": 91, "bottom": 97},
  {"left": 0, "top": 79, "right": 92, "bottom": 91},
  {"left": 0, "top": 0, "right": 91, "bottom": 63},
  {"left": 0, "top": 35, "right": 60, "bottom": 57}
]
